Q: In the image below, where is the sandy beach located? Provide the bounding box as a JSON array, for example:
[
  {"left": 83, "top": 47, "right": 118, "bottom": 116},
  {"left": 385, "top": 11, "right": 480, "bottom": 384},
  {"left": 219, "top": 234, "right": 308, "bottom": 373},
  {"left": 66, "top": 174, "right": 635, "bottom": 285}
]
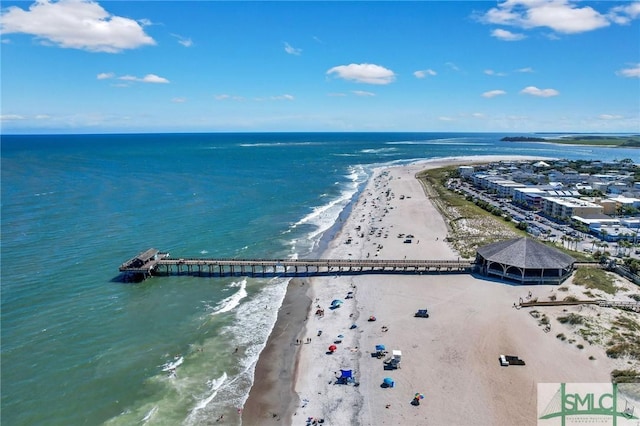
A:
[{"left": 242, "top": 156, "right": 636, "bottom": 426}]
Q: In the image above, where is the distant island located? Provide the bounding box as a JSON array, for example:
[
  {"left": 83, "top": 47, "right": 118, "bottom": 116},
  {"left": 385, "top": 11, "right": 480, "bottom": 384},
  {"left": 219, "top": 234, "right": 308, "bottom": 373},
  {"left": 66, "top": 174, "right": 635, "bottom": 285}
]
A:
[
  {"left": 501, "top": 135, "right": 640, "bottom": 147},
  {"left": 500, "top": 136, "right": 547, "bottom": 142}
]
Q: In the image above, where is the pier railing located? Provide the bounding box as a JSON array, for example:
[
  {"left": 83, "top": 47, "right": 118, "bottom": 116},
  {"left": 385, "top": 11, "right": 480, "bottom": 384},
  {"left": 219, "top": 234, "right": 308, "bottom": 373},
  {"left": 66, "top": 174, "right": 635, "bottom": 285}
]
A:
[{"left": 118, "top": 250, "right": 476, "bottom": 280}]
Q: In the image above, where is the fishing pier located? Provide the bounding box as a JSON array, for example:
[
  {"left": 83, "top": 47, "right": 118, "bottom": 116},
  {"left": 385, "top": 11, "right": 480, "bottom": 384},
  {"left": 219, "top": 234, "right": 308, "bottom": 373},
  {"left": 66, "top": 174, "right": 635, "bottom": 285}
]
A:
[{"left": 119, "top": 248, "right": 476, "bottom": 281}]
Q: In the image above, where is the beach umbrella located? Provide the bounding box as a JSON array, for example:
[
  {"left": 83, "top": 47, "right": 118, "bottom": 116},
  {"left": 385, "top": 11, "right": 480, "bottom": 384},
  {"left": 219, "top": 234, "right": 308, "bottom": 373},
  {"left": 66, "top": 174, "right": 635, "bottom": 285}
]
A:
[
  {"left": 414, "top": 393, "right": 424, "bottom": 400},
  {"left": 337, "top": 334, "right": 344, "bottom": 339},
  {"left": 375, "top": 344, "right": 386, "bottom": 351},
  {"left": 328, "top": 344, "right": 337, "bottom": 352},
  {"left": 331, "top": 299, "right": 343, "bottom": 307},
  {"left": 383, "top": 377, "right": 394, "bottom": 387}
]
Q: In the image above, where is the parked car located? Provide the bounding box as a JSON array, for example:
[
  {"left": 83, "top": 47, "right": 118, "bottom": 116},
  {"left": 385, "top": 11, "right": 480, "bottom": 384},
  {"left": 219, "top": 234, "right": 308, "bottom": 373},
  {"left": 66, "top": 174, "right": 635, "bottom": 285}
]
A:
[{"left": 414, "top": 309, "right": 429, "bottom": 318}]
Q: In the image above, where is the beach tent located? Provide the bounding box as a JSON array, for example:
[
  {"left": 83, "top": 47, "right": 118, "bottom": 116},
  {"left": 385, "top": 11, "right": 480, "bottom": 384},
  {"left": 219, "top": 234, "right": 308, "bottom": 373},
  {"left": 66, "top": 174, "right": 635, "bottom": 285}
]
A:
[
  {"left": 374, "top": 344, "right": 387, "bottom": 359},
  {"left": 331, "top": 299, "right": 343, "bottom": 308},
  {"left": 336, "top": 369, "right": 353, "bottom": 384},
  {"left": 340, "top": 369, "right": 353, "bottom": 379}
]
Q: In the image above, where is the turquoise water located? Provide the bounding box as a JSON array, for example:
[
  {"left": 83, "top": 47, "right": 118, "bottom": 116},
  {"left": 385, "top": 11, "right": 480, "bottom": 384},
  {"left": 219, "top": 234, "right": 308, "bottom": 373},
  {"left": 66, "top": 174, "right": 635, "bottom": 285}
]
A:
[{"left": 1, "top": 133, "right": 637, "bottom": 425}]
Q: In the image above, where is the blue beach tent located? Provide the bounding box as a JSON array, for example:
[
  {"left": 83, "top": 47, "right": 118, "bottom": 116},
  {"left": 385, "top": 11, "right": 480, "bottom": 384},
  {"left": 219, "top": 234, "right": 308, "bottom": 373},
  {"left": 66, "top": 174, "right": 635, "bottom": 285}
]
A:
[{"left": 340, "top": 369, "right": 353, "bottom": 379}]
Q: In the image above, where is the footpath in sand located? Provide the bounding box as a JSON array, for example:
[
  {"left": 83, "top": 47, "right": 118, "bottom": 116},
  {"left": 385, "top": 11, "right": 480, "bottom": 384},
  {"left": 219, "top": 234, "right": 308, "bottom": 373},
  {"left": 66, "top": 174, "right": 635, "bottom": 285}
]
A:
[{"left": 289, "top": 158, "right": 630, "bottom": 426}]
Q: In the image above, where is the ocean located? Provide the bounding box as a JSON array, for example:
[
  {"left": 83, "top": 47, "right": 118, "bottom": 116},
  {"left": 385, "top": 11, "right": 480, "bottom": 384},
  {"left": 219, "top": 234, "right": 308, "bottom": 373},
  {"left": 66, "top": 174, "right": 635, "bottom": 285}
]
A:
[{"left": 1, "top": 132, "right": 637, "bottom": 425}]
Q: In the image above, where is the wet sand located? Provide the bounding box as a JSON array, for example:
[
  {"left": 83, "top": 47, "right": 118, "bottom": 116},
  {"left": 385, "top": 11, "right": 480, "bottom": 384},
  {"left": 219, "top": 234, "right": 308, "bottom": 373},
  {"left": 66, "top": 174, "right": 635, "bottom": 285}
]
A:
[{"left": 242, "top": 278, "right": 311, "bottom": 425}]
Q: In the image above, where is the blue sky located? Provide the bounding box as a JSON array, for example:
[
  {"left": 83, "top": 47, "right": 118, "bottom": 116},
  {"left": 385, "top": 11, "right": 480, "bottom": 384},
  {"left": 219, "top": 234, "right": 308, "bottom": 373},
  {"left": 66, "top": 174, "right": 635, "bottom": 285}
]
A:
[{"left": 1, "top": 0, "right": 639, "bottom": 134}]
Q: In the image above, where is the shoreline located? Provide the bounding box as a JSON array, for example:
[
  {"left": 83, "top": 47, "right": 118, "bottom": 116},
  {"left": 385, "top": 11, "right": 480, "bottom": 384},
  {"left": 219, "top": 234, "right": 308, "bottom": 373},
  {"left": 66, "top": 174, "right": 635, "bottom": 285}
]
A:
[
  {"left": 242, "top": 154, "right": 620, "bottom": 426},
  {"left": 241, "top": 278, "right": 311, "bottom": 425}
]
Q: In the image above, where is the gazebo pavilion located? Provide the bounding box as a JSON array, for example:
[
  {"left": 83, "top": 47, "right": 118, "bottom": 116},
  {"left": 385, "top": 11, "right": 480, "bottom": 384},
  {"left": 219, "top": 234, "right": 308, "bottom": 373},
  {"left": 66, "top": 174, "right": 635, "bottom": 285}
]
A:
[{"left": 475, "top": 237, "right": 576, "bottom": 285}]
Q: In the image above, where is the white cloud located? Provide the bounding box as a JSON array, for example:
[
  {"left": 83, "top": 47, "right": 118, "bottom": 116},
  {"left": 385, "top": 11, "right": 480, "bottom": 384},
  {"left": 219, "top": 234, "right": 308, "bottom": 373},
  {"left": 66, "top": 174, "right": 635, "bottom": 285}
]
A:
[
  {"left": 598, "top": 114, "right": 623, "bottom": 120},
  {"left": 516, "top": 67, "right": 535, "bottom": 73},
  {"left": 608, "top": 2, "right": 640, "bottom": 25},
  {"left": 326, "top": 63, "right": 395, "bottom": 85},
  {"left": 472, "top": 113, "right": 486, "bottom": 118},
  {"left": 0, "top": 0, "right": 156, "bottom": 53},
  {"left": 414, "top": 69, "right": 437, "bottom": 78},
  {"left": 97, "top": 72, "right": 114, "bottom": 80},
  {"left": 484, "top": 69, "right": 507, "bottom": 76},
  {"left": 617, "top": 63, "right": 640, "bottom": 78},
  {"left": 438, "top": 116, "right": 455, "bottom": 121},
  {"left": 271, "top": 94, "right": 295, "bottom": 101},
  {"left": 520, "top": 86, "right": 559, "bottom": 97},
  {"left": 284, "top": 42, "right": 302, "bottom": 55},
  {"left": 445, "top": 62, "right": 460, "bottom": 72},
  {"left": 491, "top": 28, "right": 525, "bottom": 41},
  {"left": 528, "top": 2, "right": 609, "bottom": 33},
  {"left": 478, "top": 0, "right": 640, "bottom": 34},
  {"left": 327, "top": 92, "right": 347, "bottom": 97},
  {"left": 482, "top": 90, "right": 507, "bottom": 98},
  {"left": 171, "top": 34, "right": 193, "bottom": 47},
  {"left": 0, "top": 114, "right": 25, "bottom": 121},
  {"left": 35, "top": 114, "right": 51, "bottom": 119},
  {"left": 352, "top": 90, "right": 375, "bottom": 97},
  {"left": 171, "top": 97, "right": 187, "bottom": 103},
  {"left": 215, "top": 94, "right": 245, "bottom": 101},
  {"left": 114, "top": 73, "right": 169, "bottom": 84},
  {"left": 141, "top": 74, "right": 169, "bottom": 83}
]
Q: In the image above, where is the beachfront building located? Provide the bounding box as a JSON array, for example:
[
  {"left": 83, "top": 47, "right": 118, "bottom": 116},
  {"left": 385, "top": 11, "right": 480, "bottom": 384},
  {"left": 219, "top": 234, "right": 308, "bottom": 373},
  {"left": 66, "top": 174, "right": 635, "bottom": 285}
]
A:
[
  {"left": 513, "top": 187, "right": 547, "bottom": 209},
  {"left": 571, "top": 215, "right": 620, "bottom": 233},
  {"left": 591, "top": 224, "right": 638, "bottom": 242},
  {"left": 458, "top": 165, "right": 474, "bottom": 177},
  {"left": 475, "top": 237, "right": 575, "bottom": 284},
  {"left": 610, "top": 195, "right": 640, "bottom": 210},
  {"left": 594, "top": 198, "right": 618, "bottom": 215},
  {"left": 541, "top": 196, "right": 603, "bottom": 222}
]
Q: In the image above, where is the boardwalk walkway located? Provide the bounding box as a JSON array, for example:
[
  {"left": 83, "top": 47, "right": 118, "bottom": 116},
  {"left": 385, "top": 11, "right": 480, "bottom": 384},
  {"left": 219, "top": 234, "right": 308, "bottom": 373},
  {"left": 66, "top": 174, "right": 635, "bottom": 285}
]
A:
[{"left": 519, "top": 299, "right": 640, "bottom": 312}]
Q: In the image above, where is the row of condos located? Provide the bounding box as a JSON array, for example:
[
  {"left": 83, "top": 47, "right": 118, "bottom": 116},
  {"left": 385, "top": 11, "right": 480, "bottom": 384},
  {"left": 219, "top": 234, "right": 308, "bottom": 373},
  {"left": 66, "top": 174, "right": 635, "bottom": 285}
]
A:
[
  {"left": 465, "top": 162, "right": 639, "bottom": 198},
  {"left": 465, "top": 167, "right": 639, "bottom": 216}
]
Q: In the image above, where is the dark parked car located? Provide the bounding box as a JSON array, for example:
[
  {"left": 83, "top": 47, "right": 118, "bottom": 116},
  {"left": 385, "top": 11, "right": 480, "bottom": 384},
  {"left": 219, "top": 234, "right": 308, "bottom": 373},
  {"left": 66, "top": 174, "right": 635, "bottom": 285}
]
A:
[{"left": 414, "top": 309, "right": 429, "bottom": 318}]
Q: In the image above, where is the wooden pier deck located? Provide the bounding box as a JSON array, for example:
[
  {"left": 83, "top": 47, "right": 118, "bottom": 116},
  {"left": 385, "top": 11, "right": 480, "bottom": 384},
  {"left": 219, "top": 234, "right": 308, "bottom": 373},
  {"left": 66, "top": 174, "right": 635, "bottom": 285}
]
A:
[{"left": 119, "top": 249, "right": 476, "bottom": 280}]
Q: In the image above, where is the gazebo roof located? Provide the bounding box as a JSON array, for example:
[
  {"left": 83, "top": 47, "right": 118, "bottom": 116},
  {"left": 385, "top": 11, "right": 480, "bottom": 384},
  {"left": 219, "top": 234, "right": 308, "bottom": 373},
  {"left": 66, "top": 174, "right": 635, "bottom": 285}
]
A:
[{"left": 476, "top": 237, "right": 575, "bottom": 269}]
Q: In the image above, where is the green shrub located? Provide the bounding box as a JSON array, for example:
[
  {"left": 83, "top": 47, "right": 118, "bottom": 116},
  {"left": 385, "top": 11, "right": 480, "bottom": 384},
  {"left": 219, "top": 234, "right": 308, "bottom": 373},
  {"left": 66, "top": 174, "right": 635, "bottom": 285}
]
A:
[
  {"left": 611, "top": 369, "right": 640, "bottom": 383},
  {"left": 557, "top": 313, "right": 584, "bottom": 325}
]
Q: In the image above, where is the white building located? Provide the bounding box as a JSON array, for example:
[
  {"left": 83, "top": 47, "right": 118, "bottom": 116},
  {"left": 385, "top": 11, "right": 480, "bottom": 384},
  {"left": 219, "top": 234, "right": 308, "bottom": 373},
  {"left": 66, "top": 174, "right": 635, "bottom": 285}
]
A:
[{"left": 542, "top": 197, "right": 603, "bottom": 221}]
